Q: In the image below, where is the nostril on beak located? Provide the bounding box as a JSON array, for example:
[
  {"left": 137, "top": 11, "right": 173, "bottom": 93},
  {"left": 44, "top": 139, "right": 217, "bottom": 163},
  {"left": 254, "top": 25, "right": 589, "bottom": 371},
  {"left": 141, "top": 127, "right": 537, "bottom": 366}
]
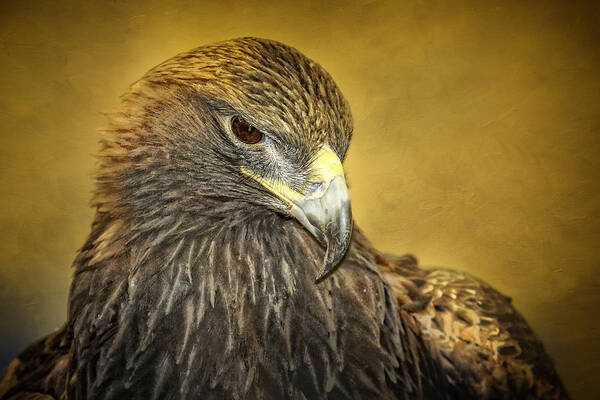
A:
[{"left": 306, "top": 181, "right": 323, "bottom": 195}]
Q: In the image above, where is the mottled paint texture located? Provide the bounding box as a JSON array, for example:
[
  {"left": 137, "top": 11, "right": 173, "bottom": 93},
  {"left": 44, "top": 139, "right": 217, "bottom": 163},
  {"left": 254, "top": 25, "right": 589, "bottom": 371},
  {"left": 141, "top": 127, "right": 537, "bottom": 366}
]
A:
[{"left": 0, "top": 0, "right": 598, "bottom": 399}]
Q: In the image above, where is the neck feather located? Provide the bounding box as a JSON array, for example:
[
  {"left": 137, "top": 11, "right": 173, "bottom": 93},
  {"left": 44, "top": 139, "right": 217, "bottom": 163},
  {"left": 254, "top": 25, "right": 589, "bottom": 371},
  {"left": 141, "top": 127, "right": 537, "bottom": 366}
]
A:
[{"left": 68, "top": 203, "right": 414, "bottom": 399}]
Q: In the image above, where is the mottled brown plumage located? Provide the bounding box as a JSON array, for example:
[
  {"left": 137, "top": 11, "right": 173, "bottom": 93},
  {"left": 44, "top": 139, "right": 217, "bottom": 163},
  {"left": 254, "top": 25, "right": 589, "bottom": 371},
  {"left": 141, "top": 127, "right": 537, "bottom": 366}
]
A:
[{"left": 0, "top": 38, "right": 568, "bottom": 399}]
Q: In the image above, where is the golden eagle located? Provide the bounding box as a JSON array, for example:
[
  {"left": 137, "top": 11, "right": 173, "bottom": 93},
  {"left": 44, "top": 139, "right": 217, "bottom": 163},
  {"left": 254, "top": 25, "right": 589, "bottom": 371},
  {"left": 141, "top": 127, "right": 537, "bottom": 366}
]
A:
[{"left": 0, "top": 38, "right": 568, "bottom": 399}]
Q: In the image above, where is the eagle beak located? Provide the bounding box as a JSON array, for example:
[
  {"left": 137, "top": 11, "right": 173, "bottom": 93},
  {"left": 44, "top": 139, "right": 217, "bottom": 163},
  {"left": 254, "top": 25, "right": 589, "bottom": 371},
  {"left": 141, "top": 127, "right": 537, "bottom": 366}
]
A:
[
  {"left": 290, "top": 171, "right": 352, "bottom": 282},
  {"left": 241, "top": 145, "right": 353, "bottom": 282}
]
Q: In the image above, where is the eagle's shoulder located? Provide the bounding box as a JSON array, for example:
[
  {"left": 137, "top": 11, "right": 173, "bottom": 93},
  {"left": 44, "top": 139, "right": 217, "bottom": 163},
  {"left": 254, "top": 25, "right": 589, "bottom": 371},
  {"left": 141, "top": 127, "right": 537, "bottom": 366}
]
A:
[
  {"left": 369, "top": 248, "right": 569, "bottom": 399},
  {"left": 0, "top": 325, "right": 70, "bottom": 400}
]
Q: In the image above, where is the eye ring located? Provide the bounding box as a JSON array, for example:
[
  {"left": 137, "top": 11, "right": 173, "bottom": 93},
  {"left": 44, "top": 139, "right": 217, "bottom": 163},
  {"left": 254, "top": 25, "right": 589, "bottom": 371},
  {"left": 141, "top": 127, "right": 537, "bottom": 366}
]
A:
[{"left": 231, "top": 117, "right": 264, "bottom": 145}]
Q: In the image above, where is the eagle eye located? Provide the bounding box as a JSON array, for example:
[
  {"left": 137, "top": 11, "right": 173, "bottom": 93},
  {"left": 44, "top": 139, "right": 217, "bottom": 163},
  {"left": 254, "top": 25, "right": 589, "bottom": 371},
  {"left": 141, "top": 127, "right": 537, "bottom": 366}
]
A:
[{"left": 231, "top": 117, "right": 264, "bottom": 144}]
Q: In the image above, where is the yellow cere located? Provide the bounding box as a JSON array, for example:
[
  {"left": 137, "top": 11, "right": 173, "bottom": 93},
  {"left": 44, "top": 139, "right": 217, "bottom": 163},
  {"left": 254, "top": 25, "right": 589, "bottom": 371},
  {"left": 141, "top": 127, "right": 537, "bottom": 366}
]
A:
[
  {"left": 240, "top": 145, "right": 345, "bottom": 208},
  {"left": 310, "top": 145, "right": 345, "bottom": 182}
]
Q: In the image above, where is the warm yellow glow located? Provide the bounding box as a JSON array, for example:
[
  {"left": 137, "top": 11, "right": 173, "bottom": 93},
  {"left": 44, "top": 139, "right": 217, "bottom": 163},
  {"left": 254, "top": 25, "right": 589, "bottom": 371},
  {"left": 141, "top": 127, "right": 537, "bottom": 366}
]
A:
[{"left": 0, "top": 2, "right": 598, "bottom": 398}]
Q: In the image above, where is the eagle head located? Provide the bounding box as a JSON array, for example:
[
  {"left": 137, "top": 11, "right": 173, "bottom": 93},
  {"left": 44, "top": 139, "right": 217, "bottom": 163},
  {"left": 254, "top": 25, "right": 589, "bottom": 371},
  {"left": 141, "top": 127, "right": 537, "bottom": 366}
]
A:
[{"left": 94, "top": 37, "right": 354, "bottom": 281}]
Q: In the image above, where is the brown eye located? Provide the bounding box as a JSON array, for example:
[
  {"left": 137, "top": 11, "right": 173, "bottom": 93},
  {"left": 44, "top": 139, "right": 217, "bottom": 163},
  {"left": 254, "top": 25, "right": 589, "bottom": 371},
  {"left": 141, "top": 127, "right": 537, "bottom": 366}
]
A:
[{"left": 231, "top": 117, "right": 264, "bottom": 144}]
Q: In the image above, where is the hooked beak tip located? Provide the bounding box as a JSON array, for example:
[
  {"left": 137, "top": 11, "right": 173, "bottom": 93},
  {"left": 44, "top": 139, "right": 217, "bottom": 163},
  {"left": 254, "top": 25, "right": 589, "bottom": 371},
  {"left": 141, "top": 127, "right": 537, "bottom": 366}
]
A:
[{"left": 314, "top": 218, "right": 353, "bottom": 283}]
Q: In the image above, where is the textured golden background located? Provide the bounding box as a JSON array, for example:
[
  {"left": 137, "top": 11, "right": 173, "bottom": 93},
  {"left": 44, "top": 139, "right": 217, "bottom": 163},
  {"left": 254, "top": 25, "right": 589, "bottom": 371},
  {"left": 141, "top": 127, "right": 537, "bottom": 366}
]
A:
[{"left": 1, "top": 0, "right": 598, "bottom": 398}]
